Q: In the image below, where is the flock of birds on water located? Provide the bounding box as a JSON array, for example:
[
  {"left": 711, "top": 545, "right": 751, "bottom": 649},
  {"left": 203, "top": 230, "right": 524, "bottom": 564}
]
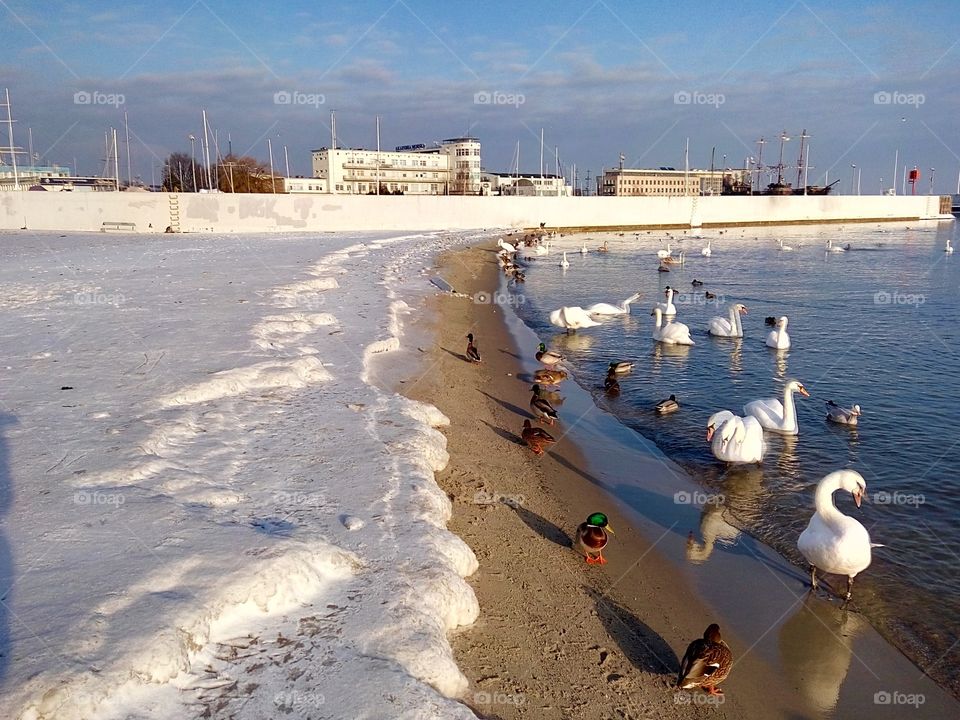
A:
[{"left": 457, "top": 226, "right": 948, "bottom": 696}]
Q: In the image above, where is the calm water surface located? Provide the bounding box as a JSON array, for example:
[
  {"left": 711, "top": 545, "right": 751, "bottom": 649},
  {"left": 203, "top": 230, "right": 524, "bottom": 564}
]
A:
[{"left": 511, "top": 221, "right": 959, "bottom": 690}]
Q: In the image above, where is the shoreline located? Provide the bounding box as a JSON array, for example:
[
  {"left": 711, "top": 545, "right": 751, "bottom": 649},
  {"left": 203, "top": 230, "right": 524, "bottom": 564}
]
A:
[{"left": 403, "top": 241, "right": 960, "bottom": 719}]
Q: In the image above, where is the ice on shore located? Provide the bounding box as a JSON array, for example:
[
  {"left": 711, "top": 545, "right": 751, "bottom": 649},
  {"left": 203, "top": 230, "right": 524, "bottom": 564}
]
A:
[{"left": 0, "top": 229, "right": 482, "bottom": 719}]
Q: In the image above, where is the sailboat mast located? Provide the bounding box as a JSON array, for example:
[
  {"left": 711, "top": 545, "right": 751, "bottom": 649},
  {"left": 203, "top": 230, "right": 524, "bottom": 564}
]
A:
[{"left": 4, "top": 89, "right": 20, "bottom": 189}]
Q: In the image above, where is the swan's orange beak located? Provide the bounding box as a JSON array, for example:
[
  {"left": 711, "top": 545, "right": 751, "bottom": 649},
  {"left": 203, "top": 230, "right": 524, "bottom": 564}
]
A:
[
  {"left": 799, "top": 386, "right": 810, "bottom": 397},
  {"left": 740, "top": 306, "right": 749, "bottom": 314},
  {"left": 706, "top": 426, "right": 715, "bottom": 442},
  {"left": 853, "top": 488, "right": 863, "bottom": 508}
]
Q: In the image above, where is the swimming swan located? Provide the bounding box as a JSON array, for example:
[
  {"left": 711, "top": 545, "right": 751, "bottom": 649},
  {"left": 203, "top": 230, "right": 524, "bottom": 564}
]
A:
[
  {"left": 708, "top": 303, "right": 748, "bottom": 338},
  {"left": 549, "top": 306, "right": 601, "bottom": 333},
  {"left": 766, "top": 316, "right": 791, "bottom": 349},
  {"left": 652, "top": 307, "right": 695, "bottom": 346},
  {"left": 586, "top": 291, "right": 642, "bottom": 316},
  {"left": 744, "top": 379, "right": 810, "bottom": 435},
  {"left": 706, "top": 410, "right": 765, "bottom": 463}
]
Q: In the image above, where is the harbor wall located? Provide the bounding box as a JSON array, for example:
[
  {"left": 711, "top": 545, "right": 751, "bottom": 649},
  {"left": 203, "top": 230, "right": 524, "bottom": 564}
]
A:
[{"left": 0, "top": 191, "right": 951, "bottom": 234}]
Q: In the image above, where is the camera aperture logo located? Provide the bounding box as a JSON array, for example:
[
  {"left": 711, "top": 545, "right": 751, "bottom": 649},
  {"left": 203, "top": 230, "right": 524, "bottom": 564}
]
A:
[
  {"left": 74, "top": 90, "right": 125, "bottom": 107},
  {"left": 473, "top": 90, "right": 525, "bottom": 107},
  {"left": 472, "top": 290, "right": 526, "bottom": 307},
  {"left": 274, "top": 90, "right": 325, "bottom": 108},
  {"left": 874, "top": 690, "right": 924, "bottom": 707},
  {"left": 74, "top": 490, "right": 125, "bottom": 508},
  {"left": 873, "top": 290, "right": 925, "bottom": 307},
  {"left": 674, "top": 490, "right": 724, "bottom": 506},
  {"left": 674, "top": 90, "right": 725, "bottom": 108}
]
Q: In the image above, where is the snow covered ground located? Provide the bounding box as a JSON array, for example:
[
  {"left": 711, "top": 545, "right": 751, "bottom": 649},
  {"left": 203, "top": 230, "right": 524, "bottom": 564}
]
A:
[{"left": 0, "top": 229, "right": 487, "bottom": 719}]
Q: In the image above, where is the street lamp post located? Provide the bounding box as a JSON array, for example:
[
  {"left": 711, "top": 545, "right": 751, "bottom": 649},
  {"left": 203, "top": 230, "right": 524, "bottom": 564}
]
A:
[
  {"left": 929, "top": 168, "right": 935, "bottom": 195},
  {"left": 188, "top": 134, "right": 197, "bottom": 192},
  {"left": 850, "top": 164, "right": 857, "bottom": 195}
]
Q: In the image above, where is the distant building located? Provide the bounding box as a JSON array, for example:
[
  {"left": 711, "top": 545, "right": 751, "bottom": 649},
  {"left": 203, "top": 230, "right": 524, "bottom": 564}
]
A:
[
  {"left": 283, "top": 177, "right": 328, "bottom": 193},
  {"left": 481, "top": 172, "right": 572, "bottom": 197},
  {"left": 308, "top": 137, "right": 481, "bottom": 195},
  {"left": 601, "top": 167, "right": 749, "bottom": 197},
  {"left": 0, "top": 164, "right": 74, "bottom": 190}
]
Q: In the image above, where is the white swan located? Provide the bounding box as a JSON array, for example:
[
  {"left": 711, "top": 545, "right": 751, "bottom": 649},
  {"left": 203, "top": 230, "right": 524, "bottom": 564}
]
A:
[
  {"left": 652, "top": 307, "right": 694, "bottom": 346},
  {"left": 579, "top": 242, "right": 589, "bottom": 255},
  {"left": 657, "top": 243, "right": 672, "bottom": 260},
  {"left": 498, "top": 238, "right": 516, "bottom": 253},
  {"left": 586, "top": 291, "right": 642, "bottom": 316},
  {"left": 744, "top": 379, "right": 810, "bottom": 435},
  {"left": 559, "top": 251, "right": 570, "bottom": 269},
  {"left": 946, "top": 238, "right": 954, "bottom": 254},
  {"left": 797, "top": 470, "right": 873, "bottom": 600},
  {"left": 766, "top": 316, "right": 791, "bottom": 349},
  {"left": 708, "top": 303, "right": 748, "bottom": 338},
  {"left": 826, "top": 238, "right": 845, "bottom": 254},
  {"left": 534, "top": 241, "right": 551, "bottom": 256},
  {"left": 778, "top": 238, "right": 794, "bottom": 252},
  {"left": 549, "top": 306, "right": 601, "bottom": 333},
  {"left": 706, "top": 410, "right": 765, "bottom": 463},
  {"left": 701, "top": 241, "right": 712, "bottom": 257},
  {"left": 654, "top": 287, "right": 678, "bottom": 317}
]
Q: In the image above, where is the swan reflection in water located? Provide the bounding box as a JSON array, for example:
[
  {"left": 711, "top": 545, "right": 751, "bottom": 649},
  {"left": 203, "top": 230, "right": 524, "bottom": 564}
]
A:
[
  {"left": 779, "top": 595, "right": 867, "bottom": 714},
  {"left": 553, "top": 330, "right": 594, "bottom": 354},
  {"left": 686, "top": 466, "right": 763, "bottom": 564},
  {"left": 774, "top": 348, "right": 788, "bottom": 379},
  {"left": 652, "top": 341, "right": 691, "bottom": 373},
  {"left": 729, "top": 338, "right": 743, "bottom": 374}
]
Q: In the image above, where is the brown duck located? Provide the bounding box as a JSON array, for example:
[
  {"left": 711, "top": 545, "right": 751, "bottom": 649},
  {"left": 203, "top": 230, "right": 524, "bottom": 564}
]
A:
[
  {"left": 676, "top": 623, "right": 733, "bottom": 696},
  {"left": 521, "top": 420, "right": 555, "bottom": 455}
]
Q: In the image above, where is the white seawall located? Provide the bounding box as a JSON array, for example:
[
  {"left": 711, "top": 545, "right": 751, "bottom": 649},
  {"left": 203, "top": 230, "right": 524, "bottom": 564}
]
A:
[{"left": 0, "top": 191, "right": 951, "bottom": 234}]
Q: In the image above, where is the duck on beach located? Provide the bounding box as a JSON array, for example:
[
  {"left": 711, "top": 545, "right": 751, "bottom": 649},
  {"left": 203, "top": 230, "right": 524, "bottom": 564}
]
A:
[
  {"left": 575, "top": 512, "right": 615, "bottom": 564},
  {"left": 530, "top": 384, "right": 559, "bottom": 425},
  {"left": 677, "top": 624, "right": 733, "bottom": 696},
  {"left": 797, "top": 470, "right": 876, "bottom": 601},
  {"left": 465, "top": 333, "right": 481, "bottom": 363},
  {"left": 536, "top": 343, "right": 564, "bottom": 367},
  {"left": 533, "top": 368, "right": 567, "bottom": 386},
  {"left": 521, "top": 419, "right": 556, "bottom": 455}
]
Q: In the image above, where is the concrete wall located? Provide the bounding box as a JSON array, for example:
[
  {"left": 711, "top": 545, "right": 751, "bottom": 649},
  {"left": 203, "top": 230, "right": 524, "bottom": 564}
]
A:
[{"left": 0, "top": 190, "right": 950, "bottom": 234}]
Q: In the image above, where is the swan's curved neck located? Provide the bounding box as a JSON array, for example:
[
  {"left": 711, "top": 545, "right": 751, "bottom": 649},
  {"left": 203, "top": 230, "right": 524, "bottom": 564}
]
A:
[
  {"left": 814, "top": 479, "right": 845, "bottom": 522},
  {"left": 782, "top": 385, "right": 798, "bottom": 429},
  {"left": 654, "top": 310, "right": 663, "bottom": 329}
]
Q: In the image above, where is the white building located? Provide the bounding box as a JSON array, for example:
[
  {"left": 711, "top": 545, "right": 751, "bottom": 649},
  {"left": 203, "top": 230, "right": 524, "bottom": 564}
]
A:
[
  {"left": 282, "top": 177, "right": 328, "bottom": 193},
  {"left": 601, "top": 167, "right": 749, "bottom": 197},
  {"left": 481, "top": 172, "right": 571, "bottom": 197},
  {"left": 309, "top": 137, "right": 481, "bottom": 195}
]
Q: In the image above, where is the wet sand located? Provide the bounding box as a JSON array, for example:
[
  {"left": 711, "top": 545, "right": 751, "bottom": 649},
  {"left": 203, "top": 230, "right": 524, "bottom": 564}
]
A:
[{"left": 401, "top": 241, "right": 959, "bottom": 720}]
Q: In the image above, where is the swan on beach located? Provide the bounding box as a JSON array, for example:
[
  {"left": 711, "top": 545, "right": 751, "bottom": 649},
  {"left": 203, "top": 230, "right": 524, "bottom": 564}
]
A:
[
  {"left": 701, "top": 241, "right": 712, "bottom": 257},
  {"left": 549, "top": 306, "right": 601, "bottom": 333},
  {"left": 744, "top": 379, "right": 810, "bottom": 435},
  {"left": 708, "top": 303, "right": 747, "bottom": 338},
  {"left": 766, "top": 316, "right": 791, "bottom": 349},
  {"left": 797, "top": 470, "right": 874, "bottom": 600},
  {"left": 559, "top": 251, "right": 570, "bottom": 269},
  {"left": 655, "top": 287, "right": 678, "bottom": 316},
  {"left": 652, "top": 307, "right": 694, "bottom": 345},
  {"left": 826, "top": 400, "right": 861, "bottom": 425},
  {"left": 657, "top": 243, "right": 672, "bottom": 259},
  {"left": 586, "top": 291, "right": 642, "bottom": 316},
  {"left": 826, "top": 238, "right": 845, "bottom": 254},
  {"left": 706, "top": 410, "right": 765, "bottom": 463},
  {"left": 497, "top": 238, "right": 516, "bottom": 254}
]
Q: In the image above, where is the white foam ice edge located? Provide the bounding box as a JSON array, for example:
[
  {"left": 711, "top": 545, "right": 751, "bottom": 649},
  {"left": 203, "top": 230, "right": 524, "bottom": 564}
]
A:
[{"left": 14, "top": 230, "right": 487, "bottom": 719}]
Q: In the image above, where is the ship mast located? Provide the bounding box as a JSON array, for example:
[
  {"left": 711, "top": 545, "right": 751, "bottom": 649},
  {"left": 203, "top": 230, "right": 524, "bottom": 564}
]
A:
[
  {"left": 2, "top": 88, "right": 22, "bottom": 189},
  {"left": 795, "top": 129, "right": 810, "bottom": 189}
]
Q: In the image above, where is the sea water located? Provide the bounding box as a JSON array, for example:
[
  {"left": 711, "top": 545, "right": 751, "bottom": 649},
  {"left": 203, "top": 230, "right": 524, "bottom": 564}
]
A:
[{"left": 510, "top": 221, "right": 959, "bottom": 692}]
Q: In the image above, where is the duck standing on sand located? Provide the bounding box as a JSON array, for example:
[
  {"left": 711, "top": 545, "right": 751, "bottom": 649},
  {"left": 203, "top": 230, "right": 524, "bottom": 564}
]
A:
[
  {"left": 677, "top": 624, "right": 733, "bottom": 696},
  {"left": 530, "top": 384, "right": 559, "bottom": 425},
  {"left": 533, "top": 368, "right": 567, "bottom": 386},
  {"left": 575, "top": 512, "right": 615, "bottom": 564},
  {"left": 465, "top": 333, "right": 481, "bottom": 363},
  {"left": 536, "top": 342, "right": 564, "bottom": 367},
  {"left": 521, "top": 420, "right": 555, "bottom": 455}
]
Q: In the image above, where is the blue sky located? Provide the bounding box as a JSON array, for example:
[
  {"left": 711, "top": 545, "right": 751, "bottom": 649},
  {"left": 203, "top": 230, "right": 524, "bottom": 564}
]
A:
[{"left": 2, "top": 0, "right": 959, "bottom": 192}]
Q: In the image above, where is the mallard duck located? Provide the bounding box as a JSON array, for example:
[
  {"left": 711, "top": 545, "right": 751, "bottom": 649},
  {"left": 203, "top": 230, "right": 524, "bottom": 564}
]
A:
[
  {"left": 657, "top": 263, "right": 670, "bottom": 273},
  {"left": 575, "top": 512, "right": 615, "bottom": 564},
  {"left": 826, "top": 400, "right": 862, "bottom": 425},
  {"left": 677, "top": 624, "right": 733, "bottom": 695},
  {"left": 533, "top": 368, "right": 567, "bottom": 386},
  {"left": 655, "top": 394, "right": 680, "bottom": 414},
  {"left": 691, "top": 279, "right": 704, "bottom": 287},
  {"left": 704, "top": 291, "right": 716, "bottom": 300},
  {"left": 530, "top": 384, "right": 558, "bottom": 425},
  {"left": 521, "top": 419, "right": 555, "bottom": 455},
  {"left": 603, "top": 372, "right": 621, "bottom": 394},
  {"left": 608, "top": 361, "right": 634, "bottom": 374},
  {"left": 465, "top": 333, "right": 481, "bottom": 363},
  {"left": 535, "top": 342, "right": 564, "bottom": 367},
  {"left": 764, "top": 316, "right": 777, "bottom": 326}
]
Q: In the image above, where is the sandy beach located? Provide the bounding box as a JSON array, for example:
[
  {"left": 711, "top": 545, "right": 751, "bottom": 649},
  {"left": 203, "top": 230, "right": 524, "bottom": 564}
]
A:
[{"left": 403, "top": 240, "right": 960, "bottom": 720}]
